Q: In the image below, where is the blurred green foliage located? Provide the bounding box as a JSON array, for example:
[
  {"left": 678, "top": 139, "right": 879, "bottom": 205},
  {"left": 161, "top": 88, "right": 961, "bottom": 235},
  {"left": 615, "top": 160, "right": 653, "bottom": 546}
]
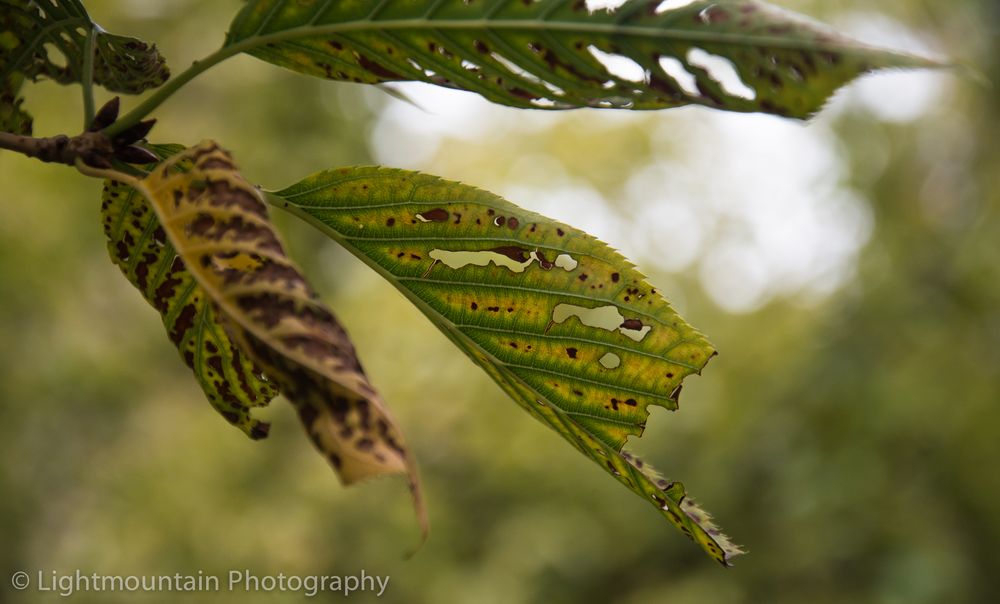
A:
[{"left": 1, "top": 1, "right": 997, "bottom": 602}]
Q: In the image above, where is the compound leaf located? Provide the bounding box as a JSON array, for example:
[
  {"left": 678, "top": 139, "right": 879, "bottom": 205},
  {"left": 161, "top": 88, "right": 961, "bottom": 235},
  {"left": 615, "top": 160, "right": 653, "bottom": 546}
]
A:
[
  {"left": 121, "top": 143, "right": 425, "bottom": 527},
  {"left": 271, "top": 166, "right": 741, "bottom": 564},
  {"left": 101, "top": 144, "right": 277, "bottom": 439},
  {"left": 226, "top": 0, "right": 939, "bottom": 119}
]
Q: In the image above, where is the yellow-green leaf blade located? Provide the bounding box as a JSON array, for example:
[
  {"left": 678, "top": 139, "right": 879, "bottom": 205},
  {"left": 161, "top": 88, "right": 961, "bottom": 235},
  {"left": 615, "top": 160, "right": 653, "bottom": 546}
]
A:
[
  {"left": 101, "top": 144, "right": 277, "bottom": 439},
  {"left": 128, "top": 143, "right": 424, "bottom": 528},
  {"left": 225, "top": 0, "right": 941, "bottom": 119},
  {"left": 271, "top": 166, "right": 741, "bottom": 564}
]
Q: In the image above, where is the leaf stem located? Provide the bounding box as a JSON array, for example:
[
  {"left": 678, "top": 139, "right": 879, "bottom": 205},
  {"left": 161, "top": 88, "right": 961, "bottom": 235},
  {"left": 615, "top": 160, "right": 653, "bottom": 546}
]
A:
[
  {"left": 81, "top": 27, "right": 98, "bottom": 129},
  {"left": 73, "top": 158, "right": 137, "bottom": 185},
  {"left": 103, "top": 44, "right": 244, "bottom": 138}
]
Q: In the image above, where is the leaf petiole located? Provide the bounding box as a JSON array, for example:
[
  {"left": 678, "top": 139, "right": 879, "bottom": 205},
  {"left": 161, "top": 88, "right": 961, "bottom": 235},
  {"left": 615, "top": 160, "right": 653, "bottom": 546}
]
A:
[
  {"left": 73, "top": 157, "right": 136, "bottom": 185},
  {"left": 81, "top": 27, "right": 97, "bottom": 129},
  {"left": 103, "top": 44, "right": 243, "bottom": 139}
]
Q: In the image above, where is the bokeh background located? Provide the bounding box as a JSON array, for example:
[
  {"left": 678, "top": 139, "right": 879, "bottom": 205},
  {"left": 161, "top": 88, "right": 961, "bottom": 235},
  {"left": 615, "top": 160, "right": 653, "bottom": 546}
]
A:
[{"left": 2, "top": 0, "right": 998, "bottom": 602}]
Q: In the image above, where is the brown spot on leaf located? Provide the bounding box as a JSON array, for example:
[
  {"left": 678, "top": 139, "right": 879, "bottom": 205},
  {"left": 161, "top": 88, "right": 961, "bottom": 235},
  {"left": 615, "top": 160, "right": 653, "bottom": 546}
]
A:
[
  {"left": 417, "top": 208, "right": 449, "bottom": 222},
  {"left": 356, "top": 54, "right": 402, "bottom": 80},
  {"left": 491, "top": 246, "right": 529, "bottom": 262},
  {"left": 170, "top": 303, "right": 197, "bottom": 345}
]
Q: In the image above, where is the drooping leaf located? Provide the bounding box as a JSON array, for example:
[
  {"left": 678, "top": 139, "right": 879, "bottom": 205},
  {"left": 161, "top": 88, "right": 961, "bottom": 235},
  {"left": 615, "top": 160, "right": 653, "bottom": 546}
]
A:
[
  {"left": 270, "top": 166, "right": 742, "bottom": 564},
  {"left": 101, "top": 144, "right": 277, "bottom": 439},
  {"left": 125, "top": 142, "right": 425, "bottom": 528},
  {"left": 225, "top": 0, "right": 939, "bottom": 119},
  {"left": 0, "top": 0, "right": 169, "bottom": 98}
]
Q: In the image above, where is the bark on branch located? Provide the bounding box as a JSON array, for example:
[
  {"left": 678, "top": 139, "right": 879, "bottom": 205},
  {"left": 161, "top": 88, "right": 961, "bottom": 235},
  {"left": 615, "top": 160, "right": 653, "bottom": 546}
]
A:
[{"left": 0, "top": 131, "right": 115, "bottom": 167}]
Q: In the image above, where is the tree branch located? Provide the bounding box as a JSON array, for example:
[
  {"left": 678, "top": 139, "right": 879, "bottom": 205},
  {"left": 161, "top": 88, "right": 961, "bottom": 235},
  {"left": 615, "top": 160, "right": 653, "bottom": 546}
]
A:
[{"left": 0, "top": 131, "right": 115, "bottom": 167}]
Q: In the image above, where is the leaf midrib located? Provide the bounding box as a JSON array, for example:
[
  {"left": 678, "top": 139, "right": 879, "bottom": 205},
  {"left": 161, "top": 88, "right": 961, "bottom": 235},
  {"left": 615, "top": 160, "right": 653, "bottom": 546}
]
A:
[
  {"left": 271, "top": 195, "right": 696, "bottom": 401},
  {"left": 226, "top": 17, "right": 908, "bottom": 61}
]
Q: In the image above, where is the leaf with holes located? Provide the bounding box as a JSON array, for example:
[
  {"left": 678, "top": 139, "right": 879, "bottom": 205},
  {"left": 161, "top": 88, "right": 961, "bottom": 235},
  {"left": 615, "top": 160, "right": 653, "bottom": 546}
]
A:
[
  {"left": 0, "top": 0, "right": 169, "bottom": 96},
  {"left": 270, "top": 166, "right": 742, "bottom": 564},
  {"left": 1, "top": 1, "right": 37, "bottom": 133},
  {"left": 225, "top": 0, "right": 939, "bottom": 118},
  {"left": 101, "top": 144, "right": 277, "bottom": 439},
  {"left": 124, "top": 142, "right": 425, "bottom": 530}
]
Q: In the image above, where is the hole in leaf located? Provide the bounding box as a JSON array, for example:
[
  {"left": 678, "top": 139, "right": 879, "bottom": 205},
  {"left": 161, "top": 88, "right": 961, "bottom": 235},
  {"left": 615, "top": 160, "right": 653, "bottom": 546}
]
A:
[
  {"left": 552, "top": 303, "right": 652, "bottom": 341},
  {"left": 554, "top": 254, "right": 578, "bottom": 271},
  {"left": 43, "top": 42, "right": 67, "bottom": 70},
  {"left": 586, "top": 0, "right": 628, "bottom": 11},
  {"left": 531, "top": 98, "right": 557, "bottom": 108},
  {"left": 541, "top": 80, "right": 566, "bottom": 97},
  {"left": 406, "top": 58, "right": 423, "bottom": 72},
  {"left": 588, "top": 46, "right": 646, "bottom": 83},
  {"left": 429, "top": 249, "right": 577, "bottom": 274},
  {"left": 657, "top": 56, "right": 699, "bottom": 96},
  {"left": 491, "top": 52, "right": 542, "bottom": 84},
  {"left": 599, "top": 352, "right": 621, "bottom": 369},
  {"left": 655, "top": 0, "right": 698, "bottom": 13},
  {"left": 686, "top": 48, "right": 756, "bottom": 100}
]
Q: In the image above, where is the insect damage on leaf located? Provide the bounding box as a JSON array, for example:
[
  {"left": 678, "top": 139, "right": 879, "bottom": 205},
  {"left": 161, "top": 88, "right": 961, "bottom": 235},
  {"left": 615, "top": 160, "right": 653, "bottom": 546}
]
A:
[
  {"left": 101, "top": 145, "right": 276, "bottom": 439},
  {"left": 0, "top": 0, "right": 169, "bottom": 97},
  {"left": 271, "top": 166, "right": 742, "bottom": 564},
  {"left": 128, "top": 143, "right": 424, "bottom": 530},
  {"left": 226, "top": 0, "right": 940, "bottom": 119}
]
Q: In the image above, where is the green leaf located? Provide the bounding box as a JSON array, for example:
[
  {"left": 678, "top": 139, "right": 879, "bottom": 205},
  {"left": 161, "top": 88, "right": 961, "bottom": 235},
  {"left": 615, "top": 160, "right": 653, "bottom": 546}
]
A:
[
  {"left": 101, "top": 144, "right": 277, "bottom": 439},
  {"left": 225, "top": 0, "right": 939, "bottom": 119},
  {"left": 124, "top": 143, "right": 425, "bottom": 530},
  {"left": 1, "top": 1, "right": 36, "bottom": 133},
  {"left": 0, "top": 0, "right": 169, "bottom": 97},
  {"left": 270, "top": 166, "right": 742, "bottom": 565}
]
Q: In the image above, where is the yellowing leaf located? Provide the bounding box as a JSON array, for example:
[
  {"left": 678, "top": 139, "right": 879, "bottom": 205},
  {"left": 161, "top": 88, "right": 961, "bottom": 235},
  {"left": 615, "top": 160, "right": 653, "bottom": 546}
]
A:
[
  {"left": 271, "top": 166, "right": 741, "bottom": 564},
  {"left": 125, "top": 143, "right": 424, "bottom": 527},
  {"left": 101, "top": 145, "right": 276, "bottom": 439}
]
